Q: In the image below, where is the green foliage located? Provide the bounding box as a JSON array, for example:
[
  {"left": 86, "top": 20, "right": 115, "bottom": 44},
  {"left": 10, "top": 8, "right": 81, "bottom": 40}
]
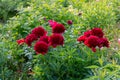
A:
[
  {"left": 84, "top": 59, "right": 120, "bottom": 80},
  {"left": 79, "top": 0, "right": 116, "bottom": 30},
  {"left": 0, "top": 0, "right": 30, "bottom": 22},
  {"left": 112, "top": 0, "right": 120, "bottom": 22},
  {"left": 0, "top": 0, "right": 120, "bottom": 80}
]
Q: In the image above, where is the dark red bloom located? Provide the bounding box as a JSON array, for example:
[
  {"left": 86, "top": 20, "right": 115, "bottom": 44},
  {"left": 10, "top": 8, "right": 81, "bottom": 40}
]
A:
[
  {"left": 84, "top": 30, "right": 92, "bottom": 37},
  {"left": 84, "top": 36, "right": 99, "bottom": 52},
  {"left": 52, "top": 23, "right": 65, "bottom": 34},
  {"left": 31, "top": 26, "right": 47, "bottom": 38},
  {"left": 77, "top": 27, "right": 109, "bottom": 52},
  {"left": 77, "top": 35, "right": 87, "bottom": 42},
  {"left": 91, "top": 28, "right": 104, "bottom": 38},
  {"left": 67, "top": 20, "right": 73, "bottom": 25},
  {"left": 25, "top": 34, "right": 38, "bottom": 46},
  {"left": 16, "top": 38, "right": 25, "bottom": 45},
  {"left": 39, "top": 36, "right": 49, "bottom": 44},
  {"left": 49, "top": 34, "right": 64, "bottom": 48},
  {"left": 48, "top": 20, "right": 58, "bottom": 27},
  {"left": 84, "top": 36, "right": 99, "bottom": 48},
  {"left": 98, "top": 38, "right": 109, "bottom": 48},
  {"left": 34, "top": 41, "right": 48, "bottom": 55}
]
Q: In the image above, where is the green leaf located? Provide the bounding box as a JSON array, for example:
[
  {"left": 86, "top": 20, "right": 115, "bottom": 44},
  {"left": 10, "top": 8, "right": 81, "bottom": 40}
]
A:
[{"left": 85, "top": 65, "right": 99, "bottom": 69}]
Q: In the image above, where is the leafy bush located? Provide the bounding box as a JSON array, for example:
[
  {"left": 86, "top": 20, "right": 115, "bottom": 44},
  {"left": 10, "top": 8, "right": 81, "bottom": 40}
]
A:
[
  {"left": 6, "top": 0, "right": 118, "bottom": 39},
  {"left": 79, "top": 0, "right": 116, "bottom": 30},
  {"left": 5, "top": 0, "right": 79, "bottom": 38},
  {"left": 112, "top": 0, "right": 120, "bottom": 22},
  {"left": 84, "top": 57, "right": 120, "bottom": 80},
  {"left": 1, "top": 0, "right": 120, "bottom": 79},
  {"left": 0, "top": 0, "right": 30, "bottom": 22}
]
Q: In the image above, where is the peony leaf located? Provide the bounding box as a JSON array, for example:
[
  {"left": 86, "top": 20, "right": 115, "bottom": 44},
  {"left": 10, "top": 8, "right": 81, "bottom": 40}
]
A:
[{"left": 85, "top": 65, "right": 99, "bottom": 69}]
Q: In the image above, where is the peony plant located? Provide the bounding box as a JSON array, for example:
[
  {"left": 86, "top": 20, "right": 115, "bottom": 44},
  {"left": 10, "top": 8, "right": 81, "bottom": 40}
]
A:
[
  {"left": 17, "top": 20, "right": 66, "bottom": 55},
  {"left": 77, "top": 28, "right": 109, "bottom": 52}
]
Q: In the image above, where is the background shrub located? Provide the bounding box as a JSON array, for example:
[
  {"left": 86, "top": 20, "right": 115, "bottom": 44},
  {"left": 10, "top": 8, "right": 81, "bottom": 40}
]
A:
[{"left": 0, "top": 0, "right": 31, "bottom": 22}]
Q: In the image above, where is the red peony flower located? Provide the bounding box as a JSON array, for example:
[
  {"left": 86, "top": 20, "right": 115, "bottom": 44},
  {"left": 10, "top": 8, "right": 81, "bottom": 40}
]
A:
[
  {"left": 48, "top": 20, "right": 58, "bottom": 27},
  {"left": 52, "top": 23, "right": 65, "bottom": 34},
  {"left": 84, "top": 30, "right": 92, "bottom": 37},
  {"left": 84, "top": 35, "right": 99, "bottom": 49},
  {"left": 49, "top": 34, "right": 64, "bottom": 48},
  {"left": 16, "top": 38, "right": 25, "bottom": 45},
  {"left": 34, "top": 41, "right": 48, "bottom": 55},
  {"left": 39, "top": 36, "right": 49, "bottom": 44},
  {"left": 98, "top": 38, "right": 109, "bottom": 48},
  {"left": 67, "top": 20, "right": 73, "bottom": 25},
  {"left": 77, "top": 28, "right": 109, "bottom": 52},
  {"left": 31, "top": 26, "right": 47, "bottom": 38},
  {"left": 25, "top": 34, "right": 38, "bottom": 46},
  {"left": 91, "top": 28, "right": 104, "bottom": 38},
  {"left": 77, "top": 35, "right": 87, "bottom": 42},
  {"left": 84, "top": 36, "right": 99, "bottom": 52}
]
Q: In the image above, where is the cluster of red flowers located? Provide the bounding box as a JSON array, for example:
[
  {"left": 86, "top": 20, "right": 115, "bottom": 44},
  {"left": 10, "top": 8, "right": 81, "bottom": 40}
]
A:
[
  {"left": 17, "top": 20, "right": 109, "bottom": 54},
  {"left": 17, "top": 20, "right": 65, "bottom": 55},
  {"left": 77, "top": 28, "right": 109, "bottom": 52}
]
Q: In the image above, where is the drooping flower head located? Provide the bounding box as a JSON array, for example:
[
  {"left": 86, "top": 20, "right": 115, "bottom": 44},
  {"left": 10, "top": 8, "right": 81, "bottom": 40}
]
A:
[
  {"left": 31, "top": 26, "right": 47, "bottom": 38},
  {"left": 98, "top": 38, "right": 109, "bottom": 48},
  {"left": 49, "top": 34, "right": 64, "bottom": 48},
  {"left": 67, "top": 20, "right": 73, "bottom": 25},
  {"left": 39, "top": 36, "right": 49, "bottom": 44},
  {"left": 52, "top": 23, "right": 66, "bottom": 34},
  {"left": 48, "top": 20, "right": 58, "bottom": 27},
  {"left": 77, "top": 35, "right": 87, "bottom": 42},
  {"left": 34, "top": 41, "right": 48, "bottom": 55},
  {"left": 25, "top": 34, "right": 38, "bottom": 46},
  {"left": 16, "top": 38, "right": 25, "bottom": 45},
  {"left": 91, "top": 28, "right": 104, "bottom": 38}
]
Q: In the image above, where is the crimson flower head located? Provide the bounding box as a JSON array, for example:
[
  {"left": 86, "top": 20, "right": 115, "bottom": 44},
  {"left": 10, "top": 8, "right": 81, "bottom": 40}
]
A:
[
  {"left": 34, "top": 41, "right": 48, "bottom": 55},
  {"left": 84, "top": 36, "right": 99, "bottom": 52},
  {"left": 91, "top": 28, "right": 104, "bottom": 38},
  {"left": 67, "top": 20, "right": 73, "bottom": 25},
  {"left": 84, "top": 35, "right": 99, "bottom": 48},
  {"left": 49, "top": 34, "right": 64, "bottom": 48},
  {"left": 52, "top": 23, "right": 65, "bottom": 34},
  {"left": 98, "top": 38, "right": 109, "bottom": 48},
  {"left": 48, "top": 20, "right": 58, "bottom": 27},
  {"left": 16, "top": 38, "right": 25, "bottom": 45},
  {"left": 39, "top": 36, "right": 49, "bottom": 44},
  {"left": 31, "top": 26, "right": 47, "bottom": 38},
  {"left": 77, "top": 35, "right": 87, "bottom": 42},
  {"left": 84, "top": 30, "right": 92, "bottom": 37},
  {"left": 25, "top": 34, "right": 38, "bottom": 46}
]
